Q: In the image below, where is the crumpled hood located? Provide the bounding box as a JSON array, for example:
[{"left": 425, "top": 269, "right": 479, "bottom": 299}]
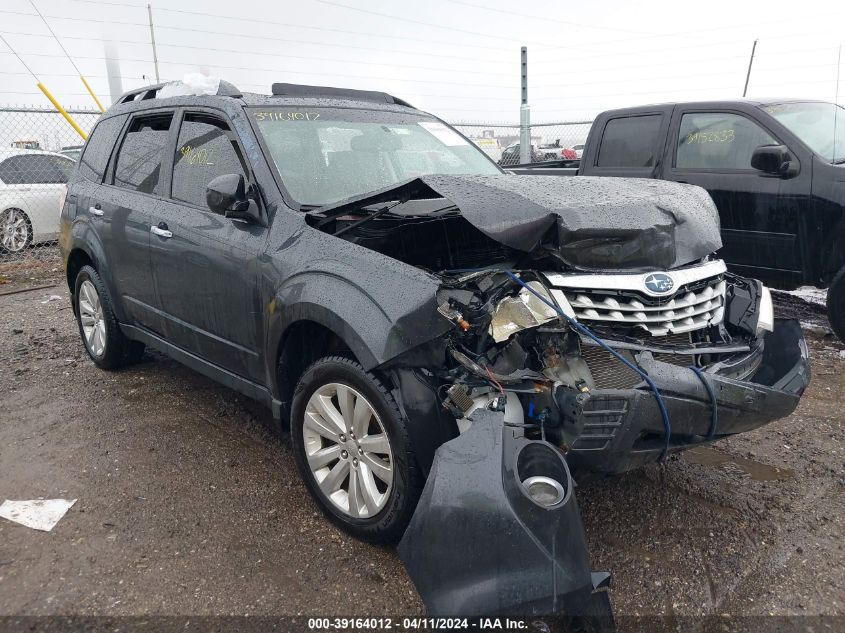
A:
[{"left": 418, "top": 173, "right": 722, "bottom": 271}]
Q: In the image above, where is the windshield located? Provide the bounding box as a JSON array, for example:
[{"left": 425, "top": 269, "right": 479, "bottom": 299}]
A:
[
  {"left": 761, "top": 101, "right": 845, "bottom": 163},
  {"left": 250, "top": 107, "right": 501, "bottom": 206}
]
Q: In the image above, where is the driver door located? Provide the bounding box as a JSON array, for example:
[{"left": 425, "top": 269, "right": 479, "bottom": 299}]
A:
[
  {"left": 149, "top": 109, "right": 269, "bottom": 381},
  {"left": 665, "top": 108, "right": 812, "bottom": 287}
]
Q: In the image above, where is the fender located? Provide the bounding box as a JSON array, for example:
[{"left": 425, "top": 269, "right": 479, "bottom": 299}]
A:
[{"left": 264, "top": 268, "right": 451, "bottom": 397}]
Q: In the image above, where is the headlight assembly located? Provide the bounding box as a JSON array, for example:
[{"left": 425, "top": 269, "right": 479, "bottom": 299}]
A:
[{"left": 490, "top": 281, "right": 564, "bottom": 343}]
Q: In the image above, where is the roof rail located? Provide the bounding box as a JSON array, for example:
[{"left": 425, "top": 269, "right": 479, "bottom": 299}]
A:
[
  {"left": 115, "top": 79, "right": 242, "bottom": 105},
  {"left": 271, "top": 83, "right": 414, "bottom": 108},
  {"left": 117, "top": 83, "right": 166, "bottom": 104}
]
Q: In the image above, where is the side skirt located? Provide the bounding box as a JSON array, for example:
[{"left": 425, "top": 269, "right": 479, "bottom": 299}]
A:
[{"left": 121, "top": 324, "right": 284, "bottom": 425}]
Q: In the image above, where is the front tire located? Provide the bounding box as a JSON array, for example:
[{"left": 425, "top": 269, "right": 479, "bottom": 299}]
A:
[
  {"left": 290, "top": 356, "right": 422, "bottom": 543},
  {"left": 827, "top": 265, "right": 845, "bottom": 341},
  {"left": 73, "top": 265, "right": 145, "bottom": 369}
]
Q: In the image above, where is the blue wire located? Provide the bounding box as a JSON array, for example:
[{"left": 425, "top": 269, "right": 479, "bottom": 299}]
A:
[
  {"left": 689, "top": 365, "right": 718, "bottom": 439},
  {"left": 502, "top": 271, "right": 673, "bottom": 461}
]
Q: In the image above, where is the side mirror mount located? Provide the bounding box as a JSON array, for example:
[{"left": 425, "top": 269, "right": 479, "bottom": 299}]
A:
[
  {"left": 751, "top": 144, "right": 799, "bottom": 178},
  {"left": 206, "top": 173, "right": 263, "bottom": 223}
]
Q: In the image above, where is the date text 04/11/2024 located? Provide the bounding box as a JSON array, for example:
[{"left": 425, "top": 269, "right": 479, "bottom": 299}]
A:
[{"left": 306, "top": 617, "right": 533, "bottom": 630}]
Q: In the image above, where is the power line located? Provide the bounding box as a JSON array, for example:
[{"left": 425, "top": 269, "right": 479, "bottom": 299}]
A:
[
  {"left": 0, "top": 49, "right": 154, "bottom": 64},
  {"left": 0, "top": 33, "right": 39, "bottom": 78},
  {"left": 2, "top": 69, "right": 145, "bottom": 79},
  {"left": 0, "top": 9, "right": 146, "bottom": 27},
  {"left": 151, "top": 25, "right": 515, "bottom": 71},
  {"left": 151, "top": 6, "right": 510, "bottom": 55},
  {"left": 446, "top": 0, "right": 655, "bottom": 35},
  {"left": 311, "top": 0, "right": 544, "bottom": 46},
  {"left": 152, "top": 56, "right": 511, "bottom": 89},
  {"left": 27, "top": 0, "right": 81, "bottom": 74},
  {"left": 534, "top": 9, "right": 845, "bottom": 56},
  {"left": 0, "top": 28, "right": 514, "bottom": 74}
]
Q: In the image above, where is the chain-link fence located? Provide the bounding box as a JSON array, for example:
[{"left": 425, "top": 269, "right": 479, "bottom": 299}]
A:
[
  {"left": 450, "top": 120, "right": 594, "bottom": 166},
  {"left": 0, "top": 106, "right": 101, "bottom": 287}
]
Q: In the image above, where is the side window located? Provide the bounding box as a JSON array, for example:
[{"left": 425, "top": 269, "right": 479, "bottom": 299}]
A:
[
  {"left": 0, "top": 155, "right": 73, "bottom": 184},
  {"left": 171, "top": 114, "right": 247, "bottom": 210},
  {"left": 597, "top": 115, "right": 662, "bottom": 167},
  {"left": 676, "top": 112, "right": 777, "bottom": 170},
  {"left": 79, "top": 115, "right": 125, "bottom": 182},
  {"left": 113, "top": 113, "right": 174, "bottom": 195},
  {"left": 0, "top": 158, "right": 22, "bottom": 184}
]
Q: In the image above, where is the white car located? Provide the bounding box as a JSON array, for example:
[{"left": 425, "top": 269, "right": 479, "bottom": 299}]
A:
[{"left": 0, "top": 148, "right": 75, "bottom": 254}]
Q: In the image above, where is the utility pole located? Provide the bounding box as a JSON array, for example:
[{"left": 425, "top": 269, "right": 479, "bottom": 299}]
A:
[
  {"left": 834, "top": 45, "right": 841, "bottom": 163},
  {"left": 742, "top": 39, "right": 758, "bottom": 98},
  {"left": 147, "top": 4, "right": 160, "bottom": 83},
  {"left": 519, "top": 46, "right": 531, "bottom": 165}
]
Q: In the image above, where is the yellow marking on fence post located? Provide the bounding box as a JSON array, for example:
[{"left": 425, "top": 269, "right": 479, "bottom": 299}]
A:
[
  {"left": 80, "top": 75, "right": 105, "bottom": 113},
  {"left": 37, "top": 82, "right": 88, "bottom": 140}
]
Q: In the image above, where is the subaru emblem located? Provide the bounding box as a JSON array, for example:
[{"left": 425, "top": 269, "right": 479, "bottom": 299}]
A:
[{"left": 643, "top": 273, "right": 675, "bottom": 295}]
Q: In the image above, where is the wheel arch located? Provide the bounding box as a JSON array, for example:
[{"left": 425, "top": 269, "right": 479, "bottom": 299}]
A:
[
  {"left": 819, "top": 215, "right": 845, "bottom": 285},
  {"left": 273, "top": 317, "right": 372, "bottom": 427}
]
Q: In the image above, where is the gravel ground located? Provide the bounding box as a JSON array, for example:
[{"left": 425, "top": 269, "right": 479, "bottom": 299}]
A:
[{"left": 0, "top": 282, "right": 843, "bottom": 624}]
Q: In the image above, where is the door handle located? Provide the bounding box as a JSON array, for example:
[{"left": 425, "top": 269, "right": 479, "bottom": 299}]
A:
[
  {"left": 89, "top": 204, "right": 103, "bottom": 216},
  {"left": 150, "top": 223, "right": 172, "bottom": 239}
]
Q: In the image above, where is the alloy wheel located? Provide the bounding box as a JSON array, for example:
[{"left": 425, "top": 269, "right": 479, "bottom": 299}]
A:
[
  {"left": 0, "top": 209, "right": 30, "bottom": 253},
  {"left": 79, "top": 279, "right": 106, "bottom": 357},
  {"left": 303, "top": 382, "right": 394, "bottom": 519}
]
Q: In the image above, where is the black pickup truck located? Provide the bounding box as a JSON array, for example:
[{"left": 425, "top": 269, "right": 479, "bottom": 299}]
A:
[{"left": 515, "top": 100, "right": 845, "bottom": 338}]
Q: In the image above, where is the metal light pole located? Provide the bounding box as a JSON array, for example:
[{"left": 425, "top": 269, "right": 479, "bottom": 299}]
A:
[
  {"left": 519, "top": 46, "right": 531, "bottom": 165},
  {"left": 147, "top": 4, "right": 160, "bottom": 83},
  {"left": 742, "top": 39, "right": 758, "bottom": 98}
]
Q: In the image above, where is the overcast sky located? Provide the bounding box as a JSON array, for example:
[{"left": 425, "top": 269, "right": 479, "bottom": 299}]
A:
[{"left": 1, "top": 0, "right": 844, "bottom": 123}]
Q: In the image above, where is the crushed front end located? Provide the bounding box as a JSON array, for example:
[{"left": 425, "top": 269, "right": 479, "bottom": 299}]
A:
[
  {"left": 432, "top": 259, "right": 810, "bottom": 477},
  {"left": 397, "top": 259, "right": 808, "bottom": 620}
]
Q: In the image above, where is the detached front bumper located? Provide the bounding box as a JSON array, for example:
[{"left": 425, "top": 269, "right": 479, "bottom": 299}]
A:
[
  {"left": 565, "top": 319, "right": 810, "bottom": 476},
  {"left": 399, "top": 409, "right": 614, "bottom": 624}
]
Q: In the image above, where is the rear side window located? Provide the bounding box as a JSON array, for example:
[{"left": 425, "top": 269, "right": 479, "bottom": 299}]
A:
[
  {"left": 676, "top": 112, "right": 777, "bottom": 170},
  {"left": 597, "top": 115, "right": 662, "bottom": 167},
  {"left": 0, "top": 154, "right": 74, "bottom": 184},
  {"left": 171, "top": 114, "right": 247, "bottom": 209},
  {"left": 79, "top": 115, "right": 125, "bottom": 182},
  {"left": 114, "top": 113, "right": 173, "bottom": 195}
]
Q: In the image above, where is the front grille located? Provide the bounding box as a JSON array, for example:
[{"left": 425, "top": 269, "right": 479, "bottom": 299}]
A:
[
  {"left": 545, "top": 262, "right": 727, "bottom": 337},
  {"left": 652, "top": 332, "right": 696, "bottom": 367},
  {"left": 580, "top": 346, "right": 642, "bottom": 389},
  {"left": 581, "top": 333, "right": 696, "bottom": 390}
]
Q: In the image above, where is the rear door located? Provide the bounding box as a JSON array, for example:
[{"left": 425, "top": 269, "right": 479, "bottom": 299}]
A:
[
  {"left": 664, "top": 108, "right": 812, "bottom": 285},
  {"left": 148, "top": 109, "right": 268, "bottom": 381},
  {"left": 98, "top": 110, "right": 176, "bottom": 334}
]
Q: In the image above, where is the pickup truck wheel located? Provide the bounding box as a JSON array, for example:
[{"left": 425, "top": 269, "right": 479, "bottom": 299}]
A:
[
  {"left": 290, "top": 356, "right": 422, "bottom": 544},
  {"left": 73, "top": 265, "right": 145, "bottom": 369},
  {"left": 828, "top": 266, "right": 845, "bottom": 341}
]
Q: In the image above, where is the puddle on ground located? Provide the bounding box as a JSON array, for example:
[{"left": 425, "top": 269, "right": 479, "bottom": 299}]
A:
[{"left": 683, "top": 446, "right": 795, "bottom": 481}]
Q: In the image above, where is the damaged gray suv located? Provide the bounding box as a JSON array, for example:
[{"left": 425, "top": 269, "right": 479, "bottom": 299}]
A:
[{"left": 61, "top": 79, "right": 810, "bottom": 617}]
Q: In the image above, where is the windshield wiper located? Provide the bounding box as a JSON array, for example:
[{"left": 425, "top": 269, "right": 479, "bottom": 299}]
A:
[
  {"left": 832, "top": 158, "right": 845, "bottom": 164},
  {"left": 333, "top": 201, "right": 402, "bottom": 237}
]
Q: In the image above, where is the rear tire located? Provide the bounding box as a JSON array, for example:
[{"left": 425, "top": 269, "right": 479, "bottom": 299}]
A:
[
  {"left": 73, "top": 265, "right": 145, "bottom": 369},
  {"left": 827, "top": 265, "right": 845, "bottom": 341},
  {"left": 0, "top": 208, "right": 32, "bottom": 255},
  {"left": 289, "top": 356, "right": 422, "bottom": 544}
]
